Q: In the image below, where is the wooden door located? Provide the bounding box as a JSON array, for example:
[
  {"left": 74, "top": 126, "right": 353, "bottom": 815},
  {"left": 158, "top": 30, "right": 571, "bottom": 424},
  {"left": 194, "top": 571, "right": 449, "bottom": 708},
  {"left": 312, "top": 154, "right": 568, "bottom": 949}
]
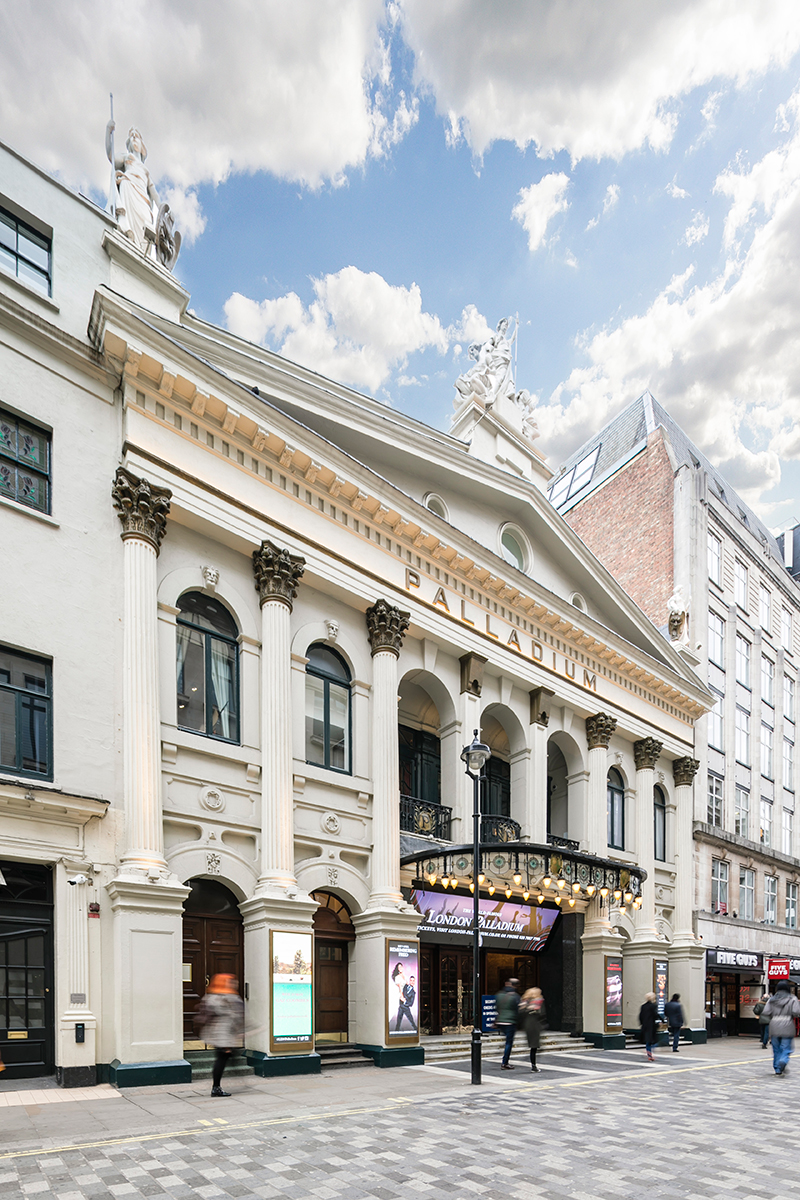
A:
[
  {"left": 182, "top": 914, "right": 244, "bottom": 1039},
  {"left": 314, "top": 939, "right": 348, "bottom": 1036},
  {"left": 439, "top": 950, "right": 473, "bottom": 1031},
  {"left": 0, "top": 861, "right": 54, "bottom": 1079}
]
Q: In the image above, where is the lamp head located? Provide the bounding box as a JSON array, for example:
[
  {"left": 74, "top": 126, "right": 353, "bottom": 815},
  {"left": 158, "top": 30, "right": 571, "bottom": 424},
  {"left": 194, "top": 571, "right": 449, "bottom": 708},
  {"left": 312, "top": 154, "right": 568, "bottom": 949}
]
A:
[{"left": 461, "top": 730, "right": 491, "bottom": 776}]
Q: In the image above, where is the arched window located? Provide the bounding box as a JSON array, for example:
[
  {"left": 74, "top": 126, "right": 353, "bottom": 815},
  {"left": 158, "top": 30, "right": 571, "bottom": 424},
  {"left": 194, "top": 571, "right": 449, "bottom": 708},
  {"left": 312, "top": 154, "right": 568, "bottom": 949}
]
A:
[
  {"left": 607, "top": 767, "right": 625, "bottom": 850},
  {"left": 654, "top": 785, "right": 667, "bottom": 861},
  {"left": 176, "top": 591, "right": 239, "bottom": 742},
  {"left": 305, "top": 644, "right": 351, "bottom": 772},
  {"left": 424, "top": 493, "right": 448, "bottom": 521},
  {"left": 500, "top": 525, "right": 529, "bottom": 573}
]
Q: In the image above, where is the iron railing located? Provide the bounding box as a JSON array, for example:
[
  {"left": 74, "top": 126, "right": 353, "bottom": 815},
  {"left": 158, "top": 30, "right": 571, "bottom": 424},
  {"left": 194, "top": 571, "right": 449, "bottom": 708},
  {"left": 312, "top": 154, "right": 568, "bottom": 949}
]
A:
[
  {"left": 480, "top": 814, "right": 522, "bottom": 844},
  {"left": 400, "top": 795, "right": 452, "bottom": 840},
  {"left": 547, "top": 833, "right": 580, "bottom": 851}
]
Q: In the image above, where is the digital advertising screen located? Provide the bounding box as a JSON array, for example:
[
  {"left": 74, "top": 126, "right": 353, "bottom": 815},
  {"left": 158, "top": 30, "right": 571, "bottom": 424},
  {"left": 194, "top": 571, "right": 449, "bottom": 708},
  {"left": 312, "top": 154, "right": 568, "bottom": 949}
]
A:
[
  {"left": 270, "top": 930, "right": 313, "bottom": 1052},
  {"left": 605, "top": 955, "right": 623, "bottom": 1031},
  {"left": 410, "top": 888, "right": 559, "bottom": 951},
  {"left": 386, "top": 939, "right": 420, "bottom": 1042},
  {"left": 654, "top": 959, "right": 669, "bottom": 1020}
]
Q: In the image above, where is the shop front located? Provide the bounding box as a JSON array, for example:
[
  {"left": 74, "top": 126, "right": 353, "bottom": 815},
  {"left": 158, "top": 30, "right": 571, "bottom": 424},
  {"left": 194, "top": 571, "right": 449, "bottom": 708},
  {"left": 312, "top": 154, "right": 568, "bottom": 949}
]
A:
[{"left": 705, "top": 948, "right": 763, "bottom": 1037}]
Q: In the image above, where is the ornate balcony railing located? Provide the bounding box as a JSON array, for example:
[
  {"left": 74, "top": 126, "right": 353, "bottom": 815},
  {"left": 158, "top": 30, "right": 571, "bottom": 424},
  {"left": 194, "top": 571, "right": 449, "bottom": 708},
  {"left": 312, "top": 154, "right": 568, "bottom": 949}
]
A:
[
  {"left": 400, "top": 795, "right": 452, "bottom": 841},
  {"left": 480, "top": 814, "right": 522, "bottom": 844},
  {"left": 547, "top": 833, "right": 580, "bottom": 851}
]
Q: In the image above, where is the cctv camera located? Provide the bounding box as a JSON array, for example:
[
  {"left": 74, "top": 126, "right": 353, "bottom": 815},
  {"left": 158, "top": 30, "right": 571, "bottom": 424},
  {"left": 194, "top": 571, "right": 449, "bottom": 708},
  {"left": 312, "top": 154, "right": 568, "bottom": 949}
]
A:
[{"left": 68, "top": 874, "right": 90, "bottom": 886}]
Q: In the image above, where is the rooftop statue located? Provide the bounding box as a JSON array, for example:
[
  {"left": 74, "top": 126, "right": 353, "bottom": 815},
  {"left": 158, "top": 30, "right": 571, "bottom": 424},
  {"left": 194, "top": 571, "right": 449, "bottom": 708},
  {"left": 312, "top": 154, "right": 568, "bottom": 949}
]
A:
[
  {"left": 105, "top": 118, "right": 181, "bottom": 271},
  {"left": 454, "top": 317, "right": 517, "bottom": 410}
]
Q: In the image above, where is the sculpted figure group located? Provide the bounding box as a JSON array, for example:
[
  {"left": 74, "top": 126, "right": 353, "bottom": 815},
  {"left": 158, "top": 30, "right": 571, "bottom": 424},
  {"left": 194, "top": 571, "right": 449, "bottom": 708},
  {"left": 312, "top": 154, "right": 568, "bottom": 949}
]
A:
[{"left": 105, "top": 120, "right": 181, "bottom": 270}]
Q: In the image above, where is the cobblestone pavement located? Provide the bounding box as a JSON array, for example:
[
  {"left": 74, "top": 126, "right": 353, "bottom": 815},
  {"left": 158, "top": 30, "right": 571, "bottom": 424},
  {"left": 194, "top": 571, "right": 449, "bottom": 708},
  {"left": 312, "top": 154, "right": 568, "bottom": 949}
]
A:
[{"left": 0, "top": 1041, "right": 796, "bottom": 1199}]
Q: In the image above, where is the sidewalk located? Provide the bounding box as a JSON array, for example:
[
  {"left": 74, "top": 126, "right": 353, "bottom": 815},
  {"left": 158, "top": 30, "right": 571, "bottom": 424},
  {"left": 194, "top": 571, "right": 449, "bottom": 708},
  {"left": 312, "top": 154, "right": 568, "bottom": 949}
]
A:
[{"left": 0, "top": 1037, "right": 770, "bottom": 1155}]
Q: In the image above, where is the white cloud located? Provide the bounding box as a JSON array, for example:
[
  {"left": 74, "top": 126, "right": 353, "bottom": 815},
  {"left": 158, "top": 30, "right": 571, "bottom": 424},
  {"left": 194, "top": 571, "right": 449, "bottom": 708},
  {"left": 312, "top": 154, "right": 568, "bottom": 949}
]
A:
[
  {"left": 586, "top": 183, "right": 620, "bottom": 230},
  {"left": 683, "top": 212, "right": 710, "bottom": 245},
  {"left": 667, "top": 178, "right": 689, "bottom": 199},
  {"left": 537, "top": 89, "right": 800, "bottom": 511},
  {"left": 512, "top": 173, "right": 571, "bottom": 251},
  {"left": 225, "top": 266, "right": 457, "bottom": 392},
  {"left": 399, "top": 0, "right": 800, "bottom": 161},
  {"left": 0, "top": 0, "right": 410, "bottom": 213},
  {"left": 450, "top": 303, "right": 493, "bottom": 345},
  {"left": 162, "top": 186, "right": 206, "bottom": 246}
]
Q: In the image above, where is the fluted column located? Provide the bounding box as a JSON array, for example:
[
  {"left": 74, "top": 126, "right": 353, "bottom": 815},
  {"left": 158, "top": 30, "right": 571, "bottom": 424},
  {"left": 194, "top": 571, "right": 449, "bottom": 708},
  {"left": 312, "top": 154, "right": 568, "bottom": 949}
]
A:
[
  {"left": 366, "top": 599, "right": 409, "bottom": 907},
  {"left": 253, "top": 540, "right": 305, "bottom": 892},
  {"left": 672, "top": 756, "right": 700, "bottom": 941},
  {"left": 633, "top": 736, "right": 663, "bottom": 938},
  {"left": 585, "top": 713, "right": 617, "bottom": 855},
  {"left": 112, "top": 467, "right": 171, "bottom": 872}
]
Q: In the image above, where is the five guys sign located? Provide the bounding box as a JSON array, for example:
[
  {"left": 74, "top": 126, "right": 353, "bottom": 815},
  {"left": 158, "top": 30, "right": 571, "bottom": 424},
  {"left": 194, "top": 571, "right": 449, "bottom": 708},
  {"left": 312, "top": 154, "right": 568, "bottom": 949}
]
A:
[{"left": 767, "top": 958, "right": 791, "bottom": 980}]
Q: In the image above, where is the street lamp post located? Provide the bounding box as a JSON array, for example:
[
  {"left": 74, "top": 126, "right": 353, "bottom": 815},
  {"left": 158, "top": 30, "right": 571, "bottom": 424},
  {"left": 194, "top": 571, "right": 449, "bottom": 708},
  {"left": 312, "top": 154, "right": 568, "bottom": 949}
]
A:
[{"left": 461, "top": 729, "right": 491, "bottom": 1086}]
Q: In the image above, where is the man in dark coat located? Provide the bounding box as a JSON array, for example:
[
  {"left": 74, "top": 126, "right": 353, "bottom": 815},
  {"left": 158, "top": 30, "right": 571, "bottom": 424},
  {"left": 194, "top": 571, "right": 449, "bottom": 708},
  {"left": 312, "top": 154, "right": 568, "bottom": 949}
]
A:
[
  {"left": 639, "top": 991, "right": 659, "bottom": 1062},
  {"left": 663, "top": 993, "right": 685, "bottom": 1053},
  {"left": 495, "top": 978, "right": 520, "bottom": 1069}
]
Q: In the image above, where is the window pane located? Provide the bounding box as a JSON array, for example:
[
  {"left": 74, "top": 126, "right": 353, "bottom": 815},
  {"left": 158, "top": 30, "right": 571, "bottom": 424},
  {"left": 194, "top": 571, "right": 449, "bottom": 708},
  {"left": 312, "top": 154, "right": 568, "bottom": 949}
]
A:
[
  {"left": 0, "top": 211, "right": 15, "bottom": 250},
  {"left": 0, "top": 244, "right": 15, "bottom": 275},
  {"left": 18, "top": 230, "right": 49, "bottom": 271},
  {"left": 176, "top": 625, "right": 205, "bottom": 732},
  {"left": 16, "top": 423, "right": 48, "bottom": 470},
  {"left": 177, "top": 592, "right": 238, "bottom": 638},
  {"left": 306, "top": 644, "right": 350, "bottom": 681},
  {"left": 208, "top": 637, "right": 238, "bottom": 741},
  {"left": 501, "top": 529, "right": 525, "bottom": 570},
  {"left": 328, "top": 682, "right": 349, "bottom": 771},
  {"left": 0, "top": 688, "right": 17, "bottom": 769},
  {"left": 26, "top": 998, "right": 45, "bottom": 1028},
  {"left": 26, "top": 935, "right": 43, "bottom": 966},
  {"left": 305, "top": 674, "right": 326, "bottom": 765},
  {"left": 17, "top": 259, "right": 49, "bottom": 293},
  {"left": 20, "top": 693, "right": 48, "bottom": 773}
]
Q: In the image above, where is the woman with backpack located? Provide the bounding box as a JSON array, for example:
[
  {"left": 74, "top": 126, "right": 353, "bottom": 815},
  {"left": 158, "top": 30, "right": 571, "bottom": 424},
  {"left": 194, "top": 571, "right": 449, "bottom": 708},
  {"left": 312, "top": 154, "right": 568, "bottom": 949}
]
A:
[{"left": 762, "top": 981, "right": 800, "bottom": 1076}]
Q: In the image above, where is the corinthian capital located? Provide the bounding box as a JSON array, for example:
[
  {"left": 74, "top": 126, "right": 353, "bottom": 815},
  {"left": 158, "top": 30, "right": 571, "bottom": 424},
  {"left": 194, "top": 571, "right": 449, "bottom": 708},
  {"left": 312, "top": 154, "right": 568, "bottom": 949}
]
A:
[
  {"left": 585, "top": 712, "right": 617, "bottom": 750},
  {"left": 366, "top": 598, "right": 410, "bottom": 657},
  {"left": 634, "top": 736, "right": 663, "bottom": 771},
  {"left": 111, "top": 467, "right": 171, "bottom": 553},
  {"left": 673, "top": 755, "right": 700, "bottom": 787},
  {"left": 252, "top": 540, "right": 305, "bottom": 609}
]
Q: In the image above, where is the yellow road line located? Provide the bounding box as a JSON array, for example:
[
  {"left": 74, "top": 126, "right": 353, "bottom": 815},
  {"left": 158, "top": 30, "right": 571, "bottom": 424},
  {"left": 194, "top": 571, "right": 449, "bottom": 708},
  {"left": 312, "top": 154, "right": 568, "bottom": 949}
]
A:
[{"left": 0, "top": 1057, "right": 764, "bottom": 1163}]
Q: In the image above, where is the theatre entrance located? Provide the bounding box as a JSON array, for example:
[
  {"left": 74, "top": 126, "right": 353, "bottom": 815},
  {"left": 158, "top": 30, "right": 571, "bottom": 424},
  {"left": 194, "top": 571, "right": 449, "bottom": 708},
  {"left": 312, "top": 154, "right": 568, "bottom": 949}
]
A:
[
  {"left": 420, "top": 945, "right": 541, "bottom": 1034},
  {"left": 311, "top": 891, "right": 354, "bottom": 1043},
  {"left": 182, "top": 879, "right": 243, "bottom": 1042},
  {"left": 0, "top": 861, "right": 54, "bottom": 1079}
]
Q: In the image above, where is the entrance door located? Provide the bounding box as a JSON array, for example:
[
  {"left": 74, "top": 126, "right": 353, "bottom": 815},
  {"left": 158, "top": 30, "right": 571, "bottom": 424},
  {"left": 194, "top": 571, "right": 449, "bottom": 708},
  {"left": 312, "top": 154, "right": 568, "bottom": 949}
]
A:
[
  {"left": 0, "top": 861, "right": 54, "bottom": 1079},
  {"left": 440, "top": 950, "right": 473, "bottom": 1031},
  {"left": 182, "top": 879, "right": 243, "bottom": 1041},
  {"left": 311, "top": 891, "right": 354, "bottom": 1042}
]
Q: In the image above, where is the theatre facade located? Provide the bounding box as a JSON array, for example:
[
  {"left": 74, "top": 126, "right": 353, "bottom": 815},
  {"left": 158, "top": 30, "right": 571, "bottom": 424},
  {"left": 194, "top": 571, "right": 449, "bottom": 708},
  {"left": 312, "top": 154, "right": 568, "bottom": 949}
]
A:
[{"left": 0, "top": 136, "right": 712, "bottom": 1085}]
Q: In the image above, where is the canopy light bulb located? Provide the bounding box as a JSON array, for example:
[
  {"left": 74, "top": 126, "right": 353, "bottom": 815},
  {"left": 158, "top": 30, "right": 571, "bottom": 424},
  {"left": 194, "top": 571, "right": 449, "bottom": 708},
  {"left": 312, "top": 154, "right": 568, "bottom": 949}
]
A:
[
  {"left": 619, "top": 904, "right": 627, "bottom": 914},
  {"left": 428, "top": 873, "right": 437, "bottom": 886},
  {"left": 469, "top": 882, "right": 475, "bottom": 893},
  {"left": 557, "top": 878, "right": 566, "bottom": 889},
  {"left": 543, "top": 877, "right": 551, "bottom": 889},
  {"left": 572, "top": 882, "right": 581, "bottom": 893},
  {"left": 478, "top": 873, "right": 485, "bottom": 884},
  {"left": 624, "top": 892, "right": 633, "bottom": 904},
  {"left": 537, "top": 893, "right": 545, "bottom": 904},
  {"left": 504, "top": 886, "right": 512, "bottom": 899},
  {"left": 613, "top": 889, "right": 622, "bottom": 900},
  {"left": 523, "top": 890, "right": 530, "bottom": 901},
  {"left": 442, "top": 876, "right": 450, "bottom": 889},
  {"left": 554, "top": 895, "right": 562, "bottom": 905},
  {"left": 587, "top": 885, "right": 596, "bottom": 896},
  {"left": 488, "top": 883, "right": 496, "bottom": 896},
  {"left": 568, "top": 897, "right": 576, "bottom": 907},
  {"left": 600, "top": 887, "right": 609, "bottom": 898},
  {"left": 451, "top": 877, "right": 458, "bottom": 889},
  {"left": 513, "top": 872, "right": 522, "bottom": 886}
]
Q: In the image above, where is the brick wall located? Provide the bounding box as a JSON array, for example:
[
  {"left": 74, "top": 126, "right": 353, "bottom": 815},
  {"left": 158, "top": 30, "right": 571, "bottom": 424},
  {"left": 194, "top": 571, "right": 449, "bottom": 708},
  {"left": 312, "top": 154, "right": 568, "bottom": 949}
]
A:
[{"left": 564, "top": 431, "right": 674, "bottom": 629}]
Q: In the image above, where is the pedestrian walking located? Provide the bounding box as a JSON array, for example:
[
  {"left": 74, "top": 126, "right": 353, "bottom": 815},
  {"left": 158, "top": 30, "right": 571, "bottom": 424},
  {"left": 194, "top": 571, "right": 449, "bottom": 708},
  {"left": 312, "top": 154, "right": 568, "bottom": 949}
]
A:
[
  {"left": 639, "top": 991, "right": 659, "bottom": 1062},
  {"left": 754, "top": 991, "right": 771, "bottom": 1049},
  {"left": 195, "top": 973, "right": 245, "bottom": 1097},
  {"left": 519, "top": 986, "right": 546, "bottom": 1072},
  {"left": 762, "top": 980, "right": 800, "bottom": 1076},
  {"left": 663, "top": 992, "right": 685, "bottom": 1053},
  {"left": 495, "top": 977, "right": 520, "bottom": 1069}
]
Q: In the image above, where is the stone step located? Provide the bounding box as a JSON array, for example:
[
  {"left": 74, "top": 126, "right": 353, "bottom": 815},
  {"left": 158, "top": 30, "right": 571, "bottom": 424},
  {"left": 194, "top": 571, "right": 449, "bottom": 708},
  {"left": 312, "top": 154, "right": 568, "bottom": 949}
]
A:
[
  {"left": 317, "top": 1045, "right": 375, "bottom": 1071},
  {"left": 185, "top": 1050, "right": 253, "bottom": 1081}
]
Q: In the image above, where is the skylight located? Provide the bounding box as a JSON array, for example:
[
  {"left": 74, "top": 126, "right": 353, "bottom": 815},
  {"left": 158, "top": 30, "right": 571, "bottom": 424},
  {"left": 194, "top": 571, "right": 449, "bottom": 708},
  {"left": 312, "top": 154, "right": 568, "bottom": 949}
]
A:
[{"left": 548, "top": 445, "right": 601, "bottom": 508}]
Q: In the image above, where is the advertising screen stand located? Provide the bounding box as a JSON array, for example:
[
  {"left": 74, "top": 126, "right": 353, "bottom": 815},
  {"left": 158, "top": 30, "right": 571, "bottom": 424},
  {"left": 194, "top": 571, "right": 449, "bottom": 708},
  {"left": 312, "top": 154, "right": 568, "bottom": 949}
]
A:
[
  {"left": 351, "top": 908, "right": 424, "bottom": 1068},
  {"left": 581, "top": 923, "right": 627, "bottom": 1048}
]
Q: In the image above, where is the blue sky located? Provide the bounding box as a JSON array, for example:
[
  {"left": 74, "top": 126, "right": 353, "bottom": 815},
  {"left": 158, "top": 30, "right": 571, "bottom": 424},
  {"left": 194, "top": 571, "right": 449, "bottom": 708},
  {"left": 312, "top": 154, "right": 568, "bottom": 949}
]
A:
[{"left": 4, "top": 1, "right": 800, "bottom": 526}]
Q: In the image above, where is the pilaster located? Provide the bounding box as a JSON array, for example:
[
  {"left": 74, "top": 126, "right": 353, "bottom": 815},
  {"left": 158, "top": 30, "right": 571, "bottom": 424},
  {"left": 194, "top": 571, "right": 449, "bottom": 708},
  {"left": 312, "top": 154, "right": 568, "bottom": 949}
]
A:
[
  {"left": 350, "top": 906, "right": 423, "bottom": 1061},
  {"left": 586, "top": 713, "right": 617, "bottom": 852},
  {"left": 633, "top": 737, "right": 662, "bottom": 940}
]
